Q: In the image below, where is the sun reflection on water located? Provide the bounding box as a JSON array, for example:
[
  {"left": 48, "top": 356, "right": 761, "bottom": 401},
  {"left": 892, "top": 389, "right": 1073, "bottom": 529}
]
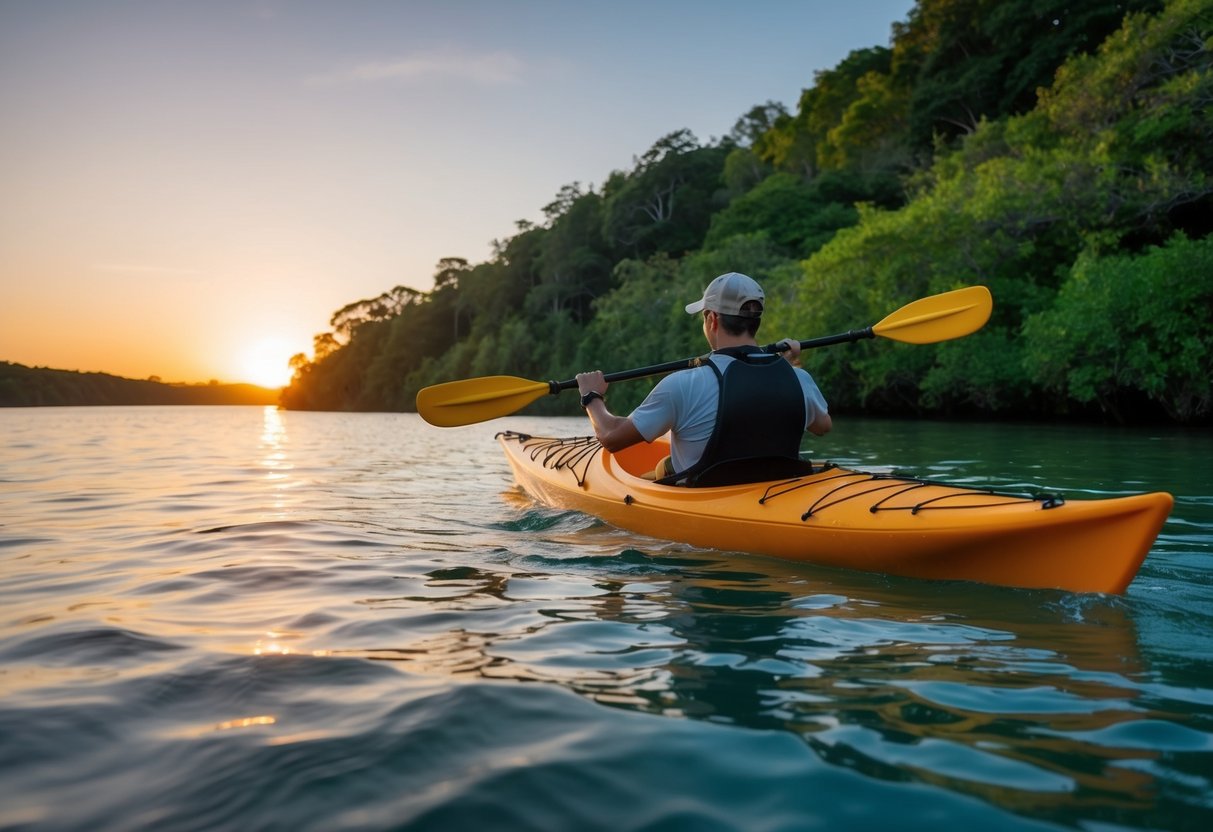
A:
[
  {"left": 258, "top": 406, "right": 293, "bottom": 511},
  {"left": 260, "top": 407, "right": 288, "bottom": 462},
  {"left": 253, "top": 630, "right": 298, "bottom": 656},
  {"left": 166, "top": 715, "right": 278, "bottom": 739}
]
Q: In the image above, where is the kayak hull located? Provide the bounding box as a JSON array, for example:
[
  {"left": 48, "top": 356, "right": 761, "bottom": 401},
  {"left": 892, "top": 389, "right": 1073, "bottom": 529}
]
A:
[{"left": 497, "top": 431, "right": 1173, "bottom": 594}]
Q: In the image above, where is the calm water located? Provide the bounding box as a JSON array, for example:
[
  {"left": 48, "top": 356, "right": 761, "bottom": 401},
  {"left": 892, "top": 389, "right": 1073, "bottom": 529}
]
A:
[{"left": 2, "top": 406, "right": 1211, "bottom": 831}]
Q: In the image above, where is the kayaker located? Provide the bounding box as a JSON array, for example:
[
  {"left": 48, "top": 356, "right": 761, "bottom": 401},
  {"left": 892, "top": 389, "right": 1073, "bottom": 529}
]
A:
[{"left": 575, "top": 272, "right": 831, "bottom": 485}]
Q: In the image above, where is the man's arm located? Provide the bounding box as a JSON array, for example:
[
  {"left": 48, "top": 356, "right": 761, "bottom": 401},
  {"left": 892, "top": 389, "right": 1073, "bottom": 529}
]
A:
[
  {"left": 778, "top": 339, "right": 832, "bottom": 437},
  {"left": 807, "top": 410, "right": 832, "bottom": 436}
]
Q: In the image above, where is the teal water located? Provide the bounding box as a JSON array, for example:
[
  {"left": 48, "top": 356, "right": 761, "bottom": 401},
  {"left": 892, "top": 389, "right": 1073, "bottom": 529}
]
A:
[{"left": 1, "top": 407, "right": 1211, "bottom": 831}]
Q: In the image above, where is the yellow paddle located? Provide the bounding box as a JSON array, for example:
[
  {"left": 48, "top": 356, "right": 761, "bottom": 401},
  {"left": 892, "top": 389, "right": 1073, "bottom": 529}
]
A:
[{"left": 417, "top": 285, "right": 992, "bottom": 427}]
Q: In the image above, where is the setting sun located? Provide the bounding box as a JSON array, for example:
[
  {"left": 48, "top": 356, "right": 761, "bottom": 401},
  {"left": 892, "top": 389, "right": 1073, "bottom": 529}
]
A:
[{"left": 240, "top": 338, "right": 295, "bottom": 389}]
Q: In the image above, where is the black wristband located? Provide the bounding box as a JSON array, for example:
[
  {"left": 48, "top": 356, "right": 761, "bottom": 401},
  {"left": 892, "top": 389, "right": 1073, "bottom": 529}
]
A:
[{"left": 580, "top": 390, "right": 604, "bottom": 407}]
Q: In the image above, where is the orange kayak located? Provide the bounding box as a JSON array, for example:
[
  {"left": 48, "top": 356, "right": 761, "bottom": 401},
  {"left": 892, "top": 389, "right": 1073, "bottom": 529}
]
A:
[{"left": 497, "top": 431, "right": 1173, "bottom": 593}]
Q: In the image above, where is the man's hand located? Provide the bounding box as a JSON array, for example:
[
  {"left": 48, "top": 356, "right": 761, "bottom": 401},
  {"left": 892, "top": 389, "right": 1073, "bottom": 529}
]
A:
[
  {"left": 576, "top": 370, "right": 609, "bottom": 397},
  {"left": 778, "top": 339, "right": 802, "bottom": 367},
  {"left": 573, "top": 370, "right": 643, "bottom": 452}
]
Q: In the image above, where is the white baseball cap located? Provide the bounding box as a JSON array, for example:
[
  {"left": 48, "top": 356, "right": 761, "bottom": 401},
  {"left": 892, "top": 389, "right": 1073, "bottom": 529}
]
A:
[{"left": 684, "top": 272, "right": 764, "bottom": 317}]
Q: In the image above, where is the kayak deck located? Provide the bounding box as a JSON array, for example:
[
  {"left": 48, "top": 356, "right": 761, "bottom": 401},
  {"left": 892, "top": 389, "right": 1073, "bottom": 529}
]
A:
[{"left": 496, "top": 431, "right": 1174, "bottom": 594}]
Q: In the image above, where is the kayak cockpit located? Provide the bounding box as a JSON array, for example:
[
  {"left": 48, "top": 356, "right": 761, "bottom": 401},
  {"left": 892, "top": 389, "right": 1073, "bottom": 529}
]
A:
[
  {"left": 502, "top": 431, "right": 817, "bottom": 487},
  {"left": 611, "top": 439, "right": 670, "bottom": 479},
  {"left": 612, "top": 437, "right": 826, "bottom": 486}
]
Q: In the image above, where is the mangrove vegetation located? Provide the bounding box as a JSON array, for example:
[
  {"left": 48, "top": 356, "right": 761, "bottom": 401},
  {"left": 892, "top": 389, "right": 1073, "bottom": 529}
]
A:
[{"left": 282, "top": 0, "right": 1213, "bottom": 424}]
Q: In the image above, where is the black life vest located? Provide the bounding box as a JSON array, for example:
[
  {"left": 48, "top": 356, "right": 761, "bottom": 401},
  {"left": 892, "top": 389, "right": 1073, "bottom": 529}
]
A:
[{"left": 660, "top": 346, "right": 816, "bottom": 487}]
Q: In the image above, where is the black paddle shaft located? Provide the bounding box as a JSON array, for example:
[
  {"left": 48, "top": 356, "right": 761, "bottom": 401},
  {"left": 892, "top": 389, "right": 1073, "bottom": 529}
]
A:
[{"left": 547, "top": 326, "right": 875, "bottom": 394}]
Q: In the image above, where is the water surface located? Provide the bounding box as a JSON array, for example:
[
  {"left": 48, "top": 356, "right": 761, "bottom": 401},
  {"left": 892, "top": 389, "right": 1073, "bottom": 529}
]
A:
[{"left": 1, "top": 407, "right": 1211, "bottom": 830}]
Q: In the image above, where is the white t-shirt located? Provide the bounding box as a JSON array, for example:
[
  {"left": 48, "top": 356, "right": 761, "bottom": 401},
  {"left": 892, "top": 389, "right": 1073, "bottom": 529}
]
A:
[{"left": 628, "top": 354, "right": 829, "bottom": 472}]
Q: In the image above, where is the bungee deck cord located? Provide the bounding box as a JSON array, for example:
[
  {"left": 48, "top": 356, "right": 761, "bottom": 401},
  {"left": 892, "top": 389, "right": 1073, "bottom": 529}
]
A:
[{"left": 497, "top": 432, "right": 1064, "bottom": 520}]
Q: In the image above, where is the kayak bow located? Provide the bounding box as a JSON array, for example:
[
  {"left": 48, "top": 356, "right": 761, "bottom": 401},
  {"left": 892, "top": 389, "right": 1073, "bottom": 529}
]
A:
[{"left": 497, "top": 432, "right": 1173, "bottom": 593}]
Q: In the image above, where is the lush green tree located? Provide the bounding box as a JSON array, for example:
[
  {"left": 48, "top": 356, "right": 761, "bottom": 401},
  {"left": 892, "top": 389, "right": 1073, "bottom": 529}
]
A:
[
  {"left": 281, "top": 0, "right": 1210, "bottom": 425},
  {"left": 721, "top": 146, "right": 772, "bottom": 198},
  {"left": 819, "top": 68, "right": 912, "bottom": 174},
  {"left": 601, "top": 130, "right": 730, "bottom": 259},
  {"left": 730, "top": 101, "right": 789, "bottom": 147},
  {"left": 531, "top": 184, "right": 613, "bottom": 321},
  {"left": 1023, "top": 234, "right": 1213, "bottom": 422},
  {"left": 328, "top": 284, "right": 424, "bottom": 342},
  {"left": 703, "top": 173, "right": 858, "bottom": 256},
  {"left": 719, "top": 105, "right": 787, "bottom": 198},
  {"left": 765, "top": 0, "right": 1211, "bottom": 419},
  {"left": 901, "top": 0, "right": 1166, "bottom": 151},
  {"left": 461, "top": 228, "right": 543, "bottom": 333},
  {"left": 1032, "top": 0, "right": 1213, "bottom": 240},
  {"left": 757, "top": 47, "right": 894, "bottom": 177}
]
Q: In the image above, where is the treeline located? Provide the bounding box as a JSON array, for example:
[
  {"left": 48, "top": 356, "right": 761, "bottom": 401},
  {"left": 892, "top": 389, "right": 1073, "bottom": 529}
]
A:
[
  {"left": 0, "top": 362, "right": 281, "bottom": 407},
  {"left": 283, "top": 0, "right": 1213, "bottom": 424}
]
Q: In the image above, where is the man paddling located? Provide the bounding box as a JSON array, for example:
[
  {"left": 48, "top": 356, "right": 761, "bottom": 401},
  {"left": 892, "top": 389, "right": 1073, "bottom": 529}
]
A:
[{"left": 575, "top": 272, "right": 831, "bottom": 485}]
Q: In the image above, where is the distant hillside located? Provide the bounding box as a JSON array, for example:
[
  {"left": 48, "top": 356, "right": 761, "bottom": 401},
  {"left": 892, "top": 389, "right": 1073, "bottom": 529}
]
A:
[
  {"left": 0, "top": 362, "right": 281, "bottom": 407},
  {"left": 280, "top": 0, "right": 1210, "bottom": 425}
]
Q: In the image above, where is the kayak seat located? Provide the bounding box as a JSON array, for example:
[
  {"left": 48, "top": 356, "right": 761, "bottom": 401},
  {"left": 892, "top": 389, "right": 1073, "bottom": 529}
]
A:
[{"left": 686, "top": 456, "right": 818, "bottom": 488}]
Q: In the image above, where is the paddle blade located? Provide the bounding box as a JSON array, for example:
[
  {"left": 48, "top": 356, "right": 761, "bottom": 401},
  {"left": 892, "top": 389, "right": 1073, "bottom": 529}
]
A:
[
  {"left": 872, "top": 285, "right": 992, "bottom": 344},
  {"left": 416, "top": 375, "right": 551, "bottom": 427}
]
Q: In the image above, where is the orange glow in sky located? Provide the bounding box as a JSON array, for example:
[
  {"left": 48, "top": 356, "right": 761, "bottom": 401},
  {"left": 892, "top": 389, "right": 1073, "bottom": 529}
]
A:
[{"left": 0, "top": 2, "right": 913, "bottom": 386}]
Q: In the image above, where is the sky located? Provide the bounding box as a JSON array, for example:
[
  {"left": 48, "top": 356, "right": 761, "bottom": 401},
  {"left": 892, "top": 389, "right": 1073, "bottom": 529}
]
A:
[{"left": 0, "top": 0, "right": 915, "bottom": 387}]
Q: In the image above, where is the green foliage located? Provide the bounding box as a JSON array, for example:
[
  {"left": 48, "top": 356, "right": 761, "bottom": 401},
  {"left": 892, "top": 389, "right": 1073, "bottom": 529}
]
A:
[
  {"left": 758, "top": 47, "right": 893, "bottom": 176},
  {"left": 1023, "top": 234, "right": 1213, "bottom": 421},
  {"left": 704, "top": 173, "right": 858, "bottom": 256},
  {"left": 761, "top": 202, "right": 990, "bottom": 413},
  {"left": 601, "top": 130, "right": 730, "bottom": 259},
  {"left": 531, "top": 184, "right": 613, "bottom": 322},
  {"left": 721, "top": 147, "right": 771, "bottom": 198},
  {"left": 902, "top": 0, "right": 1165, "bottom": 150},
  {"left": 760, "top": 0, "right": 1212, "bottom": 420},
  {"left": 281, "top": 0, "right": 1212, "bottom": 426},
  {"left": 820, "top": 69, "right": 911, "bottom": 173}
]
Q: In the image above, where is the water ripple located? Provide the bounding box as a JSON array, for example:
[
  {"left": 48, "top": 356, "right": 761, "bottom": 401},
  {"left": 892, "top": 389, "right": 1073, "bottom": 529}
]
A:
[{"left": 1, "top": 408, "right": 1210, "bottom": 831}]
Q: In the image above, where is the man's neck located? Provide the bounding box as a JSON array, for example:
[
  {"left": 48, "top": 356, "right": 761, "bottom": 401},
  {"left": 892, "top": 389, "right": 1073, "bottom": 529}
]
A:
[{"left": 712, "top": 332, "right": 758, "bottom": 351}]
